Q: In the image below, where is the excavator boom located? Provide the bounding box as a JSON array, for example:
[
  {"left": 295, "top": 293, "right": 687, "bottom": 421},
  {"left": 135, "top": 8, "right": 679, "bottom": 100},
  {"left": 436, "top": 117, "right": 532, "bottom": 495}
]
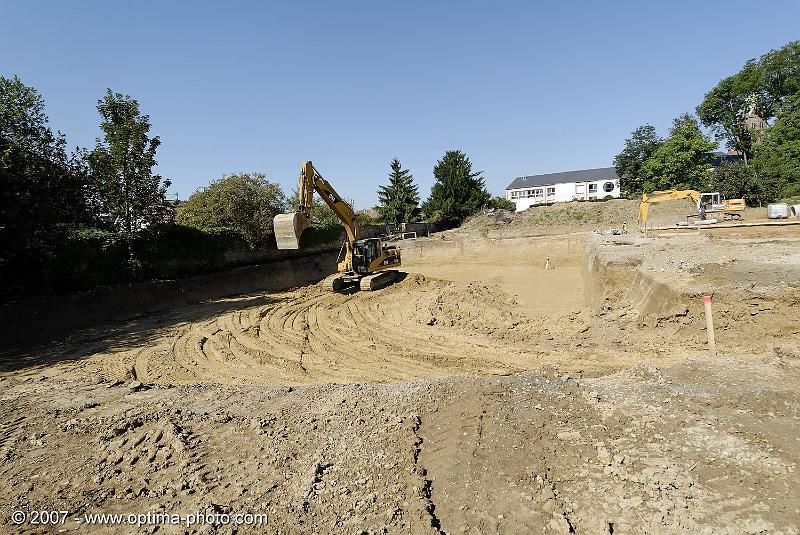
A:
[
  {"left": 274, "top": 161, "right": 358, "bottom": 250},
  {"left": 638, "top": 190, "right": 699, "bottom": 225}
]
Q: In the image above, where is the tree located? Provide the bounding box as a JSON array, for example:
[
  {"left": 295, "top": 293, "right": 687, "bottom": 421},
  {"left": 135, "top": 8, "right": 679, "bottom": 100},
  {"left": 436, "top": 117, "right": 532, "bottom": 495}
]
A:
[
  {"left": 696, "top": 61, "right": 764, "bottom": 158},
  {"left": 488, "top": 196, "right": 516, "bottom": 211},
  {"left": 88, "top": 89, "right": 171, "bottom": 236},
  {"left": 0, "top": 75, "right": 93, "bottom": 253},
  {"left": 613, "top": 124, "right": 662, "bottom": 196},
  {"left": 709, "top": 161, "right": 757, "bottom": 200},
  {"left": 639, "top": 114, "right": 716, "bottom": 192},
  {"left": 697, "top": 41, "right": 800, "bottom": 158},
  {"left": 177, "top": 173, "right": 287, "bottom": 246},
  {"left": 376, "top": 158, "right": 420, "bottom": 225},
  {"left": 759, "top": 41, "right": 800, "bottom": 118},
  {"left": 422, "top": 150, "right": 490, "bottom": 228},
  {"left": 288, "top": 188, "right": 341, "bottom": 227},
  {"left": 751, "top": 94, "right": 800, "bottom": 201}
]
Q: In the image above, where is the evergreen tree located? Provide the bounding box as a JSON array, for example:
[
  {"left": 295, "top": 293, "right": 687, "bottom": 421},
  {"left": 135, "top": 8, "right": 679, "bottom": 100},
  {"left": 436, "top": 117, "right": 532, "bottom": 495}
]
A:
[
  {"left": 422, "top": 150, "right": 490, "bottom": 228},
  {"left": 376, "top": 158, "right": 420, "bottom": 225},
  {"left": 88, "top": 89, "right": 171, "bottom": 236}
]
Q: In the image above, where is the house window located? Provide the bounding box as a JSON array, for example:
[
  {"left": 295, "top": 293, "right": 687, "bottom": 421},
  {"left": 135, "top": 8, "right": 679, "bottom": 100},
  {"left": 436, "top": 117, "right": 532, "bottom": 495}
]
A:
[
  {"left": 588, "top": 183, "right": 598, "bottom": 193},
  {"left": 532, "top": 188, "right": 543, "bottom": 197},
  {"left": 603, "top": 181, "right": 614, "bottom": 193},
  {"left": 576, "top": 184, "right": 585, "bottom": 194},
  {"left": 546, "top": 187, "right": 556, "bottom": 196}
]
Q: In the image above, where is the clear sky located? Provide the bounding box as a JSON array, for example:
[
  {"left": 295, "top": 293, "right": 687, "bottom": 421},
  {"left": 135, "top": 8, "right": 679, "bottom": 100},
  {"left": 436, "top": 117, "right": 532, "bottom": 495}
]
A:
[{"left": 2, "top": 1, "right": 799, "bottom": 208}]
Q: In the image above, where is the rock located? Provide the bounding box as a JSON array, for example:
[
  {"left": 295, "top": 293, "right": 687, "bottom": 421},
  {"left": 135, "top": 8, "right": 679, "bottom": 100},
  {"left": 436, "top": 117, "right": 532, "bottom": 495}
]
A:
[
  {"left": 129, "top": 381, "right": 148, "bottom": 392},
  {"left": 541, "top": 499, "right": 557, "bottom": 513},
  {"left": 548, "top": 516, "right": 572, "bottom": 534}
]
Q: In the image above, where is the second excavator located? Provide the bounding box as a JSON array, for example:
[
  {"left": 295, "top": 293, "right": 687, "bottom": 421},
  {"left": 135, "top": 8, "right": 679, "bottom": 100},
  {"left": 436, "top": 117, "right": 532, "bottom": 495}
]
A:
[
  {"left": 638, "top": 189, "right": 746, "bottom": 226},
  {"left": 273, "top": 161, "right": 402, "bottom": 292}
]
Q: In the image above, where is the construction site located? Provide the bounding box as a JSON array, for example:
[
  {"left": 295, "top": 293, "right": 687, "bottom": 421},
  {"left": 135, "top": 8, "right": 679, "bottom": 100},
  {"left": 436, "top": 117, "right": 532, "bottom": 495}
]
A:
[{"left": 1, "top": 190, "right": 799, "bottom": 534}]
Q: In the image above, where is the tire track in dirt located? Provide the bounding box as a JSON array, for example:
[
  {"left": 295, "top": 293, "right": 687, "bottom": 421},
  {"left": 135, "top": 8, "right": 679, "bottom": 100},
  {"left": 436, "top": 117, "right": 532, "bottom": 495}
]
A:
[{"left": 75, "top": 274, "right": 555, "bottom": 386}]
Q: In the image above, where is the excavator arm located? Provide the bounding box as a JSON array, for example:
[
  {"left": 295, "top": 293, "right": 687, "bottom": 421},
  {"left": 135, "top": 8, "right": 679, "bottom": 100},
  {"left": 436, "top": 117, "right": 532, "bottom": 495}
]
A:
[
  {"left": 274, "top": 161, "right": 359, "bottom": 250},
  {"left": 638, "top": 189, "right": 700, "bottom": 226}
]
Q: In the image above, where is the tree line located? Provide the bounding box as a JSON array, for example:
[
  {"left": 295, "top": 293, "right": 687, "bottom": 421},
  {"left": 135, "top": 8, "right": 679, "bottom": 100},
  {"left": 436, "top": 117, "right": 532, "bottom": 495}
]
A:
[
  {"left": 1, "top": 75, "right": 506, "bottom": 295},
  {"left": 614, "top": 41, "right": 800, "bottom": 204}
]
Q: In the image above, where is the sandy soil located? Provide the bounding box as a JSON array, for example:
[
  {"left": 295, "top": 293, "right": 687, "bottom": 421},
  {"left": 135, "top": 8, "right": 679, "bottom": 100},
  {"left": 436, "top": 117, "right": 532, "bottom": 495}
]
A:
[{"left": 1, "top": 223, "right": 799, "bottom": 534}]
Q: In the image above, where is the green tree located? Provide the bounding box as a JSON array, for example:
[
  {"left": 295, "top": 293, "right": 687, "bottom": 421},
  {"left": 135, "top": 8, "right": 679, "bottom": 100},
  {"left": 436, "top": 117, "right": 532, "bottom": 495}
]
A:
[
  {"left": 613, "top": 124, "right": 663, "bottom": 196},
  {"left": 640, "top": 114, "right": 716, "bottom": 192},
  {"left": 288, "top": 188, "right": 341, "bottom": 227},
  {"left": 751, "top": 94, "right": 800, "bottom": 201},
  {"left": 709, "top": 160, "right": 756, "bottom": 200},
  {"left": 422, "top": 150, "right": 490, "bottom": 228},
  {"left": 88, "top": 89, "right": 171, "bottom": 236},
  {"left": 488, "top": 196, "right": 516, "bottom": 211},
  {"left": 177, "top": 173, "right": 287, "bottom": 246},
  {"left": 0, "top": 75, "right": 93, "bottom": 253},
  {"left": 697, "top": 41, "right": 800, "bottom": 158},
  {"left": 759, "top": 41, "right": 800, "bottom": 118},
  {"left": 376, "top": 158, "right": 420, "bottom": 225},
  {"left": 696, "top": 61, "right": 764, "bottom": 158}
]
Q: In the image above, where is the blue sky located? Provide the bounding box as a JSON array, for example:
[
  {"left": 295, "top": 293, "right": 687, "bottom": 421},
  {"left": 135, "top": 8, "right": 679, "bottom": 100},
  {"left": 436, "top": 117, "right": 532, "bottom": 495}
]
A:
[{"left": 2, "top": 1, "right": 799, "bottom": 208}]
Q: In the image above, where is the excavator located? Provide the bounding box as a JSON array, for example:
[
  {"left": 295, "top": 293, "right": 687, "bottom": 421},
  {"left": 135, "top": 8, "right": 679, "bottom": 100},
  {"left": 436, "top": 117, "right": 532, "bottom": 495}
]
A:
[
  {"left": 638, "top": 189, "right": 746, "bottom": 226},
  {"left": 273, "top": 161, "right": 402, "bottom": 292}
]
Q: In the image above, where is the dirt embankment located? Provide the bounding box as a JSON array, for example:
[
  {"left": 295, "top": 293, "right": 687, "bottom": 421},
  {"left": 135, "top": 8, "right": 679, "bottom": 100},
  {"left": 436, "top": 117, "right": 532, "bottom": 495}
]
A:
[
  {"left": 0, "top": 248, "right": 339, "bottom": 352},
  {"left": 4, "top": 232, "right": 799, "bottom": 387},
  {"left": 452, "top": 199, "right": 771, "bottom": 239}
]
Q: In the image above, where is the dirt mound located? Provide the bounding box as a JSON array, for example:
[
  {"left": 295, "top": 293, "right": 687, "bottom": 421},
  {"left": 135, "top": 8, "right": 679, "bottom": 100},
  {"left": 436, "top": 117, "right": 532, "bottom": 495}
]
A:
[
  {"left": 450, "top": 199, "right": 667, "bottom": 238},
  {"left": 452, "top": 199, "right": 767, "bottom": 239}
]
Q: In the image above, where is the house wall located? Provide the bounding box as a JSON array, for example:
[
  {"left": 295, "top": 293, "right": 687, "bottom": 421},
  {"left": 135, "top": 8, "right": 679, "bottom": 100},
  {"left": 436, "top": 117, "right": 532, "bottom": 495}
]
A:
[{"left": 507, "top": 178, "right": 620, "bottom": 212}]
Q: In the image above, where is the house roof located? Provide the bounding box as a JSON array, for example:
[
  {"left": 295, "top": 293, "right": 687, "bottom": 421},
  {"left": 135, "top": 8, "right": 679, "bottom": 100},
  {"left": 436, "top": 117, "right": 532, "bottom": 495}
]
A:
[{"left": 506, "top": 167, "right": 619, "bottom": 190}]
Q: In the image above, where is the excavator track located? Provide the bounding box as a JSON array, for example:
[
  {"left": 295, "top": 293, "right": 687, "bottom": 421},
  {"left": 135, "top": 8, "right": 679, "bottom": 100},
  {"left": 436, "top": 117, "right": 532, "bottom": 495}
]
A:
[
  {"left": 323, "top": 274, "right": 349, "bottom": 292},
  {"left": 359, "top": 270, "right": 399, "bottom": 292}
]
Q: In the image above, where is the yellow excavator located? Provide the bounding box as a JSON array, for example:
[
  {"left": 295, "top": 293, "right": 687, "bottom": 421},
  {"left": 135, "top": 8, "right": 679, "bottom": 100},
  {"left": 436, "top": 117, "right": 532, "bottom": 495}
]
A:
[
  {"left": 273, "top": 161, "right": 402, "bottom": 292},
  {"left": 638, "top": 190, "right": 746, "bottom": 226}
]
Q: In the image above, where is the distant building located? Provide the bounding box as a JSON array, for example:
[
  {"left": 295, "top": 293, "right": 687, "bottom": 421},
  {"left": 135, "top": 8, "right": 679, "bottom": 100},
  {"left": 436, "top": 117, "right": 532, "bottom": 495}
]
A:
[
  {"left": 505, "top": 167, "right": 620, "bottom": 212},
  {"left": 357, "top": 208, "right": 381, "bottom": 220},
  {"left": 707, "top": 151, "right": 744, "bottom": 167}
]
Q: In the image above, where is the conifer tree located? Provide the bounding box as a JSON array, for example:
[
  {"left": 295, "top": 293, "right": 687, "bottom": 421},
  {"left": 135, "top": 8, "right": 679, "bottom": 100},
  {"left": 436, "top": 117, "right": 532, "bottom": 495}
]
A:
[
  {"left": 422, "top": 150, "right": 490, "bottom": 228},
  {"left": 376, "top": 158, "right": 420, "bottom": 225}
]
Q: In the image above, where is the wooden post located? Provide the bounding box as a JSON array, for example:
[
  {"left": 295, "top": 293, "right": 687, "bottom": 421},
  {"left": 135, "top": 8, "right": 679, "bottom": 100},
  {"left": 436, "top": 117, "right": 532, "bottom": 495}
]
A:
[{"left": 704, "top": 295, "right": 716, "bottom": 358}]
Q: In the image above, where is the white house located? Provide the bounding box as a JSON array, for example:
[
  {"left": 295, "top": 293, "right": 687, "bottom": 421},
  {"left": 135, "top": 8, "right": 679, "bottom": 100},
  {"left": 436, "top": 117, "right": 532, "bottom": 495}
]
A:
[{"left": 505, "top": 167, "right": 621, "bottom": 212}]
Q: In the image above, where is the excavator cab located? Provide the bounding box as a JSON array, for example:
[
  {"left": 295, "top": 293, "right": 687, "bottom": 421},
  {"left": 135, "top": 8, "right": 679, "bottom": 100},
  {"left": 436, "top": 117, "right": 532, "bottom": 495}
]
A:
[
  {"left": 352, "top": 239, "right": 382, "bottom": 274},
  {"left": 699, "top": 192, "right": 724, "bottom": 212}
]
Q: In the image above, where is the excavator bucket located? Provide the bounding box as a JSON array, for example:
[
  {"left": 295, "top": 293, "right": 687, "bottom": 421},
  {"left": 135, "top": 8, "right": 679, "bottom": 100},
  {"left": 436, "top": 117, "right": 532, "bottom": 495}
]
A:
[{"left": 273, "top": 212, "right": 311, "bottom": 249}]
